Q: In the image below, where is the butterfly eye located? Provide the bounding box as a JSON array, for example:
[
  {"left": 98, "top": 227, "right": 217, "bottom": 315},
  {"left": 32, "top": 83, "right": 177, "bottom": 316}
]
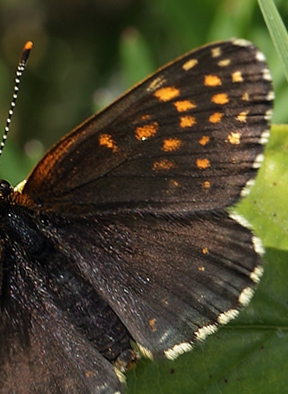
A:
[{"left": 0, "top": 180, "right": 13, "bottom": 199}]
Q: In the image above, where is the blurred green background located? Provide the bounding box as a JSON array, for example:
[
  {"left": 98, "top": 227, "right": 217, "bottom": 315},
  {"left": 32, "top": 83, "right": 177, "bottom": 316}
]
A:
[
  {"left": 1, "top": 1, "right": 288, "bottom": 393},
  {"left": 0, "top": 0, "right": 287, "bottom": 184}
]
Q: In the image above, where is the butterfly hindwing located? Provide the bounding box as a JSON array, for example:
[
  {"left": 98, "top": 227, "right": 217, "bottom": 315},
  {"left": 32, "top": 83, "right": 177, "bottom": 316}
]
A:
[{"left": 46, "top": 208, "right": 262, "bottom": 358}]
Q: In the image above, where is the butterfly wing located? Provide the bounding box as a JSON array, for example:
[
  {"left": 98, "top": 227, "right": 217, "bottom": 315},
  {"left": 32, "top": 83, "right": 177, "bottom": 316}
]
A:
[
  {"left": 48, "top": 209, "right": 262, "bottom": 358},
  {"left": 3, "top": 39, "right": 273, "bottom": 391},
  {"left": 21, "top": 40, "right": 272, "bottom": 214}
]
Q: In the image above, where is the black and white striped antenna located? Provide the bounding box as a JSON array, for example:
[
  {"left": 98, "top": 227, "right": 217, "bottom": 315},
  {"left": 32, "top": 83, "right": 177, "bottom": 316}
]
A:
[{"left": 0, "top": 41, "right": 33, "bottom": 157}]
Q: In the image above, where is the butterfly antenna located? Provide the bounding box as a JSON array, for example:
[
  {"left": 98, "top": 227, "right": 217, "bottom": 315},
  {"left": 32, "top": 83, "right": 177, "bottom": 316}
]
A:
[{"left": 0, "top": 41, "right": 33, "bottom": 157}]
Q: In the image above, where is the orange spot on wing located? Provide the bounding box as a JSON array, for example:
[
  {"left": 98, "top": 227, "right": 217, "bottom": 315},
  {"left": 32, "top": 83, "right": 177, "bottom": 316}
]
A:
[
  {"left": 199, "top": 136, "right": 210, "bottom": 146},
  {"left": 202, "top": 247, "right": 209, "bottom": 254},
  {"left": 148, "top": 76, "right": 166, "bottom": 91},
  {"left": 99, "top": 134, "right": 118, "bottom": 152},
  {"left": 196, "top": 158, "right": 210, "bottom": 169},
  {"left": 141, "top": 114, "right": 151, "bottom": 120},
  {"left": 149, "top": 318, "right": 157, "bottom": 332},
  {"left": 162, "top": 138, "right": 183, "bottom": 152},
  {"left": 170, "top": 179, "right": 179, "bottom": 187},
  {"left": 85, "top": 371, "right": 95, "bottom": 378},
  {"left": 135, "top": 122, "right": 159, "bottom": 140},
  {"left": 154, "top": 86, "right": 180, "bottom": 101},
  {"left": 180, "top": 115, "right": 196, "bottom": 128},
  {"left": 218, "top": 59, "right": 230, "bottom": 67},
  {"left": 202, "top": 181, "right": 210, "bottom": 189},
  {"left": 237, "top": 111, "right": 248, "bottom": 122},
  {"left": 242, "top": 92, "right": 249, "bottom": 101},
  {"left": 153, "top": 159, "right": 176, "bottom": 171},
  {"left": 232, "top": 71, "right": 243, "bottom": 83},
  {"left": 211, "top": 47, "right": 221, "bottom": 57},
  {"left": 182, "top": 58, "right": 198, "bottom": 70},
  {"left": 211, "top": 93, "right": 229, "bottom": 104},
  {"left": 228, "top": 132, "right": 240, "bottom": 144},
  {"left": 174, "top": 100, "right": 196, "bottom": 112},
  {"left": 205, "top": 75, "right": 222, "bottom": 87},
  {"left": 209, "top": 112, "right": 223, "bottom": 123}
]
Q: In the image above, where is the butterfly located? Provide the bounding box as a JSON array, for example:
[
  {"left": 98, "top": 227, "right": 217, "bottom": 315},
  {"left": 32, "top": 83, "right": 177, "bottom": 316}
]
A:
[{"left": 0, "top": 39, "right": 273, "bottom": 393}]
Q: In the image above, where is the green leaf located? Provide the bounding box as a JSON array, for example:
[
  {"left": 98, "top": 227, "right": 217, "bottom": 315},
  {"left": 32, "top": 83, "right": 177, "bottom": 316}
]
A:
[
  {"left": 119, "top": 29, "right": 156, "bottom": 89},
  {"left": 258, "top": 0, "right": 288, "bottom": 82},
  {"left": 0, "top": 142, "right": 37, "bottom": 185},
  {"left": 239, "top": 125, "right": 288, "bottom": 250}
]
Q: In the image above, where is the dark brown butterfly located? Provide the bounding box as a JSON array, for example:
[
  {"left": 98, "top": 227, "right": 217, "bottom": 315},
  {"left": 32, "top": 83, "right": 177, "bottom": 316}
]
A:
[{"left": 0, "top": 39, "right": 273, "bottom": 393}]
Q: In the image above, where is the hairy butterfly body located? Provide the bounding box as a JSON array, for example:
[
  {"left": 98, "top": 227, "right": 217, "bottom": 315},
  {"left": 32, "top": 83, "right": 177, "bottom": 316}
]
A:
[{"left": 0, "top": 39, "right": 273, "bottom": 393}]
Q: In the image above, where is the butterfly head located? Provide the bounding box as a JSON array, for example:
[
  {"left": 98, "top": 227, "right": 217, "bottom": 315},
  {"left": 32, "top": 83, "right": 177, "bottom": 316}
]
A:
[{"left": 0, "top": 180, "right": 13, "bottom": 201}]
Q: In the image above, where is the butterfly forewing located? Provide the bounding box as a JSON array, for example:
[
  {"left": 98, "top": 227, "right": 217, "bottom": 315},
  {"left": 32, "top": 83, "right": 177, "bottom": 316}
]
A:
[
  {"left": 1, "top": 39, "right": 273, "bottom": 394},
  {"left": 21, "top": 40, "right": 272, "bottom": 214}
]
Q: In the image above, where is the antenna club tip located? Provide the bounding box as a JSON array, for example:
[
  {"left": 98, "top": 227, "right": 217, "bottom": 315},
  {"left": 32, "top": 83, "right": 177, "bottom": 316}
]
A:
[
  {"left": 21, "top": 41, "right": 33, "bottom": 63},
  {"left": 24, "top": 41, "right": 33, "bottom": 51}
]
